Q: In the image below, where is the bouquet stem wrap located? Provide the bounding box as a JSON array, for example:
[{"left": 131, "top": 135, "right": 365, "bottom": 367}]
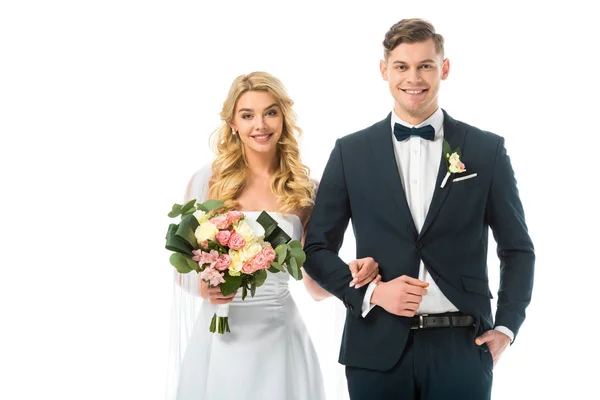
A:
[{"left": 209, "top": 304, "right": 231, "bottom": 334}]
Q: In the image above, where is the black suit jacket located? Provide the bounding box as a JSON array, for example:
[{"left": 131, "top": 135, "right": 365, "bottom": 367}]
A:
[{"left": 303, "top": 111, "right": 535, "bottom": 371}]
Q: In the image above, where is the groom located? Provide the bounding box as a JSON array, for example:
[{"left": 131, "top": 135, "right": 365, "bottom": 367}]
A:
[{"left": 304, "top": 18, "right": 534, "bottom": 399}]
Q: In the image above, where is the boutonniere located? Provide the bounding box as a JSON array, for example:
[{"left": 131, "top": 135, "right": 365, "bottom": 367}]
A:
[{"left": 441, "top": 139, "right": 466, "bottom": 188}]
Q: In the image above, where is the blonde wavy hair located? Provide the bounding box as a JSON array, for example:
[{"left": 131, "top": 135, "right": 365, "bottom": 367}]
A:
[{"left": 208, "top": 71, "right": 315, "bottom": 214}]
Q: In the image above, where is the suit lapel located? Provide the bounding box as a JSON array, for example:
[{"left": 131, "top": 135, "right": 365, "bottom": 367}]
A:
[
  {"left": 419, "top": 110, "right": 467, "bottom": 239},
  {"left": 369, "top": 113, "right": 418, "bottom": 238}
]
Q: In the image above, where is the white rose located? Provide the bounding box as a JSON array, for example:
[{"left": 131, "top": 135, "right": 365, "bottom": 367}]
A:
[
  {"left": 234, "top": 220, "right": 256, "bottom": 243},
  {"left": 228, "top": 250, "right": 244, "bottom": 276},
  {"left": 195, "top": 221, "right": 219, "bottom": 243},
  {"left": 241, "top": 242, "right": 263, "bottom": 260},
  {"left": 193, "top": 210, "right": 209, "bottom": 224}
]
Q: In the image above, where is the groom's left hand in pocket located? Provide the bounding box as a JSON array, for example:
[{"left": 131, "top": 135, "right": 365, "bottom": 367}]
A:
[
  {"left": 475, "top": 330, "right": 510, "bottom": 366},
  {"left": 349, "top": 257, "right": 382, "bottom": 289}
]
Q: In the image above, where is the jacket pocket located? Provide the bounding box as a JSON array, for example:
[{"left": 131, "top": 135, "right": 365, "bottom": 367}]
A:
[{"left": 461, "top": 276, "right": 493, "bottom": 299}]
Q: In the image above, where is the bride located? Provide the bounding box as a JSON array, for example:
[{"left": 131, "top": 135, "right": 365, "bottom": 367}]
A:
[{"left": 167, "top": 71, "right": 381, "bottom": 400}]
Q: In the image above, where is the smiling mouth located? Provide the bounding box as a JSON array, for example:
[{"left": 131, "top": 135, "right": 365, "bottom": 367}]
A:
[
  {"left": 251, "top": 133, "right": 274, "bottom": 142},
  {"left": 402, "top": 89, "right": 428, "bottom": 94}
]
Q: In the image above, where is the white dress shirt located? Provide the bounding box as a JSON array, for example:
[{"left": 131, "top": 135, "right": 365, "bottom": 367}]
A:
[{"left": 360, "top": 108, "right": 514, "bottom": 342}]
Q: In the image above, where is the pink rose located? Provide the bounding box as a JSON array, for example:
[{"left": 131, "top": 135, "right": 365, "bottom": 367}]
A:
[
  {"left": 228, "top": 233, "right": 246, "bottom": 250},
  {"left": 210, "top": 215, "right": 230, "bottom": 230},
  {"left": 242, "top": 260, "right": 256, "bottom": 274},
  {"left": 216, "top": 230, "right": 232, "bottom": 246},
  {"left": 251, "top": 251, "right": 271, "bottom": 271},
  {"left": 226, "top": 210, "right": 243, "bottom": 224},
  {"left": 213, "top": 254, "right": 231, "bottom": 271},
  {"left": 262, "top": 246, "right": 276, "bottom": 263}
]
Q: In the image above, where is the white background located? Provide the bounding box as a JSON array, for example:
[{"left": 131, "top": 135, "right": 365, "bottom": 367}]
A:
[{"left": 1, "top": 1, "right": 598, "bottom": 399}]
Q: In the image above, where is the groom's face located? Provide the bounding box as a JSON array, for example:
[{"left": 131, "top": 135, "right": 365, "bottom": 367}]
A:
[{"left": 380, "top": 38, "right": 449, "bottom": 124}]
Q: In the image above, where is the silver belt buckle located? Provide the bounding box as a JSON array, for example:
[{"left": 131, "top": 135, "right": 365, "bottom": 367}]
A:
[{"left": 419, "top": 313, "right": 428, "bottom": 329}]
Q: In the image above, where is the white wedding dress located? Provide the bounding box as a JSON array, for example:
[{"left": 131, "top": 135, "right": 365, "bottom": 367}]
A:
[{"left": 167, "top": 166, "right": 326, "bottom": 400}]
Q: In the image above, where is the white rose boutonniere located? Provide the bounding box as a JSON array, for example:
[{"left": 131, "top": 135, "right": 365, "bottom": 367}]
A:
[{"left": 441, "top": 139, "right": 467, "bottom": 188}]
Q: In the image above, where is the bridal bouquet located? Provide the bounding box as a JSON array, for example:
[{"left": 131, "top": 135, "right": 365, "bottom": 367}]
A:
[{"left": 165, "top": 199, "right": 305, "bottom": 333}]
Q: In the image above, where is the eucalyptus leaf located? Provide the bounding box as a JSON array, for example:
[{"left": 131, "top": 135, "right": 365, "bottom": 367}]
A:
[
  {"left": 254, "top": 269, "right": 268, "bottom": 287},
  {"left": 269, "top": 261, "right": 284, "bottom": 272},
  {"left": 288, "top": 257, "right": 301, "bottom": 280},
  {"left": 276, "top": 245, "right": 288, "bottom": 264},
  {"left": 170, "top": 253, "right": 193, "bottom": 273},
  {"left": 251, "top": 281, "right": 256, "bottom": 297},
  {"left": 202, "top": 199, "right": 224, "bottom": 211},
  {"left": 180, "top": 199, "right": 196, "bottom": 214},
  {"left": 289, "top": 247, "right": 306, "bottom": 266},
  {"left": 185, "top": 256, "right": 199, "bottom": 272},
  {"left": 268, "top": 265, "right": 282, "bottom": 274},
  {"left": 288, "top": 240, "right": 302, "bottom": 249},
  {"left": 196, "top": 203, "right": 209, "bottom": 212},
  {"left": 168, "top": 204, "right": 182, "bottom": 218},
  {"left": 242, "top": 285, "right": 247, "bottom": 301},
  {"left": 220, "top": 273, "right": 242, "bottom": 296}
]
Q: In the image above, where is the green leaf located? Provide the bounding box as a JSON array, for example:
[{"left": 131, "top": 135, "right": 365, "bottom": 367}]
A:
[
  {"left": 289, "top": 247, "right": 306, "bottom": 267},
  {"left": 269, "top": 262, "right": 283, "bottom": 273},
  {"left": 251, "top": 281, "right": 256, "bottom": 297},
  {"left": 175, "top": 215, "right": 199, "bottom": 249},
  {"left": 242, "top": 285, "right": 247, "bottom": 300},
  {"left": 455, "top": 147, "right": 462, "bottom": 157},
  {"left": 170, "top": 253, "right": 194, "bottom": 273},
  {"left": 187, "top": 257, "right": 199, "bottom": 271},
  {"left": 205, "top": 240, "right": 221, "bottom": 252},
  {"left": 220, "top": 272, "right": 242, "bottom": 296},
  {"left": 287, "top": 257, "right": 302, "bottom": 280},
  {"left": 256, "top": 211, "right": 278, "bottom": 237},
  {"left": 196, "top": 203, "right": 209, "bottom": 212},
  {"left": 165, "top": 223, "right": 194, "bottom": 256},
  {"left": 253, "top": 269, "right": 268, "bottom": 287},
  {"left": 202, "top": 199, "right": 224, "bottom": 211},
  {"left": 266, "top": 227, "right": 292, "bottom": 248},
  {"left": 442, "top": 139, "right": 452, "bottom": 159},
  {"left": 180, "top": 199, "right": 196, "bottom": 214},
  {"left": 275, "top": 244, "right": 288, "bottom": 264},
  {"left": 288, "top": 240, "right": 302, "bottom": 249},
  {"left": 168, "top": 204, "right": 182, "bottom": 218}
]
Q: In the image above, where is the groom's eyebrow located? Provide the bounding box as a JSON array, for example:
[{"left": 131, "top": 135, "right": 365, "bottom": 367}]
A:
[{"left": 392, "top": 59, "right": 436, "bottom": 64}]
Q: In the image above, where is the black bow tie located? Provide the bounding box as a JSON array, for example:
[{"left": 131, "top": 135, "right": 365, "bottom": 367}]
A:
[{"left": 393, "top": 123, "right": 435, "bottom": 142}]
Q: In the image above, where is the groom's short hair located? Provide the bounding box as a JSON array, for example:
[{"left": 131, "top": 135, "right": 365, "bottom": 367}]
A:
[{"left": 383, "top": 18, "right": 445, "bottom": 60}]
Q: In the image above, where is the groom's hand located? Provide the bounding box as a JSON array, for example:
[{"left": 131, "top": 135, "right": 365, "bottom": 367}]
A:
[
  {"left": 370, "top": 275, "right": 429, "bottom": 317},
  {"left": 475, "top": 330, "right": 511, "bottom": 366}
]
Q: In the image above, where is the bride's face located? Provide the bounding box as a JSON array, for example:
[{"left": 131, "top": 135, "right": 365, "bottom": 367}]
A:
[{"left": 230, "top": 90, "right": 284, "bottom": 156}]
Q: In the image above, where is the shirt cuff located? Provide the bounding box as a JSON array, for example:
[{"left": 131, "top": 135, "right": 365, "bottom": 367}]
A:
[
  {"left": 494, "top": 325, "right": 514, "bottom": 343},
  {"left": 361, "top": 281, "right": 378, "bottom": 317}
]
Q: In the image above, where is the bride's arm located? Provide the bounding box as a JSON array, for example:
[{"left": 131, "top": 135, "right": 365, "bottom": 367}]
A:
[
  {"left": 174, "top": 168, "right": 211, "bottom": 299},
  {"left": 301, "top": 268, "right": 332, "bottom": 301}
]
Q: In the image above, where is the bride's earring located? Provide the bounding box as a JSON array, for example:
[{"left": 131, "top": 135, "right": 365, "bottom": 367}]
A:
[{"left": 231, "top": 128, "right": 236, "bottom": 135}]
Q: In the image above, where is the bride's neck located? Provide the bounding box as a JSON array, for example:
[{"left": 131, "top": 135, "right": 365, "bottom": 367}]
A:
[{"left": 245, "top": 150, "right": 278, "bottom": 180}]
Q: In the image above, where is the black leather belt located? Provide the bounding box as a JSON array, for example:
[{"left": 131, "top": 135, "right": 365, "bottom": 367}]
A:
[{"left": 410, "top": 312, "right": 475, "bottom": 330}]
